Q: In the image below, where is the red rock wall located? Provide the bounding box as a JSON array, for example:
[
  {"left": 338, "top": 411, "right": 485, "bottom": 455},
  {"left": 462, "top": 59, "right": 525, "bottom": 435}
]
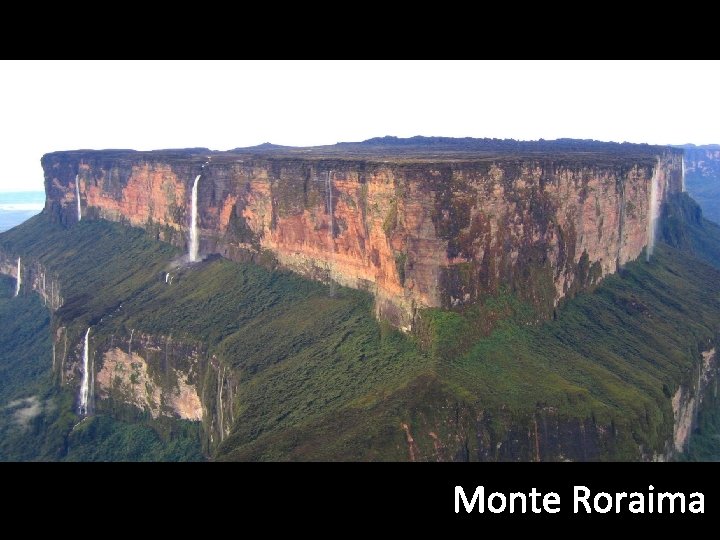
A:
[{"left": 41, "top": 150, "right": 684, "bottom": 328}]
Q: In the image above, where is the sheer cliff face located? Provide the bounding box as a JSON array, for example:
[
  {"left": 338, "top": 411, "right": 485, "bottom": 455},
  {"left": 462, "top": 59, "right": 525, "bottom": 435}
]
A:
[{"left": 41, "top": 150, "right": 683, "bottom": 328}]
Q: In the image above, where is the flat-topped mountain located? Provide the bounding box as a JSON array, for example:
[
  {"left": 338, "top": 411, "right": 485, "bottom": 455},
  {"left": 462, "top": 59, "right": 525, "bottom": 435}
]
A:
[
  {"left": 3, "top": 137, "right": 717, "bottom": 462},
  {"left": 41, "top": 137, "right": 682, "bottom": 330}
]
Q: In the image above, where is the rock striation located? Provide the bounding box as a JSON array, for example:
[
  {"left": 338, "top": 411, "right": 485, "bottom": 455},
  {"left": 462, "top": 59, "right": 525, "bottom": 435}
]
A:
[{"left": 41, "top": 139, "right": 684, "bottom": 328}]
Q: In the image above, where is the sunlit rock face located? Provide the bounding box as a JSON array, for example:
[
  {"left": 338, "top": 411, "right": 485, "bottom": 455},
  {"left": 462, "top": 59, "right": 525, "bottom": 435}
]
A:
[{"left": 41, "top": 142, "right": 683, "bottom": 328}]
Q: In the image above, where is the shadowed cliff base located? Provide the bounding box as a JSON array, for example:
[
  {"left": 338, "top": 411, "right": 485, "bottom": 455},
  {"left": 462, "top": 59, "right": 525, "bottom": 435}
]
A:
[{"left": 0, "top": 193, "right": 719, "bottom": 460}]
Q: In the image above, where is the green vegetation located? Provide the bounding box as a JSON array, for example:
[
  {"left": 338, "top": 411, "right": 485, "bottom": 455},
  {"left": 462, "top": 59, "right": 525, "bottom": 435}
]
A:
[
  {"left": 221, "top": 195, "right": 720, "bottom": 460},
  {"left": 0, "top": 214, "right": 178, "bottom": 330},
  {"left": 63, "top": 416, "right": 203, "bottom": 462},
  {"left": 428, "top": 244, "right": 719, "bottom": 457},
  {"left": 680, "top": 388, "right": 720, "bottom": 462},
  {"left": 0, "top": 275, "right": 52, "bottom": 403},
  {"left": 382, "top": 199, "right": 398, "bottom": 236},
  {"left": 0, "top": 214, "right": 430, "bottom": 460},
  {"left": 1, "top": 190, "right": 720, "bottom": 460},
  {"left": 661, "top": 192, "right": 720, "bottom": 269},
  {"left": 0, "top": 274, "right": 203, "bottom": 461},
  {"left": 220, "top": 195, "right": 720, "bottom": 460}
]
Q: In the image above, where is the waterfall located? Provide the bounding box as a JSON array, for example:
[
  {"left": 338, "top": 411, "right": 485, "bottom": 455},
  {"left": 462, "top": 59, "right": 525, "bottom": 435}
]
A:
[
  {"left": 61, "top": 333, "right": 67, "bottom": 385},
  {"left": 189, "top": 174, "right": 201, "bottom": 262},
  {"left": 14, "top": 257, "right": 21, "bottom": 297},
  {"left": 165, "top": 272, "right": 170, "bottom": 284},
  {"left": 78, "top": 328, "right": 91, "bottom": 415},
  {"left": 326, "top": 171, "right": 333, "bottom": 236},
  {"left": 217, "top": 366, "right": 225, "bottom": 441},
  {"left": 326, "top": 171, "right": 336, "bottom": 297},
  {"left": 681, "top": 157, "right": 686, "bottom": 192},
  {"left": 617, "top": 181, "right": 626, "bottom": 270},
  {"left": 75, "top": 174, "right": 82, "bottom": 222},
  {"left": 646, "top": 163, "right": 661, "bottom": 261}
]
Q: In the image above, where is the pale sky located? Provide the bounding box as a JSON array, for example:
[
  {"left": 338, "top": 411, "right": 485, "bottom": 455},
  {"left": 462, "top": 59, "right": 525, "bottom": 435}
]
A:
[{"left": 0, "top": 60, "right": 718, "bottom": 192}]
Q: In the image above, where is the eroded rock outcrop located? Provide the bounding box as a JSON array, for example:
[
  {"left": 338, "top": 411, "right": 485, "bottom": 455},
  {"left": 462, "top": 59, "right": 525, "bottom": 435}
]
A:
[
  {"left": 0, "top": 252, "right": 63, "bottom": 309},
  {"left": 55, "top": 328, "right": 206, "bottom": 425},
  {"left": 672, "top": 348, "right": 717, "bottom": 454}
]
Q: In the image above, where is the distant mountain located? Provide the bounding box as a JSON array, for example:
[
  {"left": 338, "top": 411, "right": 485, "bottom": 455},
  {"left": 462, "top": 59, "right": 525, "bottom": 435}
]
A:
[
  {"left": 674, "top": 144, "right": 720, "bottom": 224},
  {"left": 229, "top": 142, "right": 294, "bottom": 151},
  {"left": 222, "top": 136, "right": 666, "bottom": 161}
]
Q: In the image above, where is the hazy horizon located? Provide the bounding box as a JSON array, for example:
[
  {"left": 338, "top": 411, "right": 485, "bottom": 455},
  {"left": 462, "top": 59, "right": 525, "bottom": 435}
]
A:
[
  {"left": 0, "top": 191, "right": 44, "bottom": 231},
  {"left": 1, "top": 60, "right": 718, "bottom": 192}
]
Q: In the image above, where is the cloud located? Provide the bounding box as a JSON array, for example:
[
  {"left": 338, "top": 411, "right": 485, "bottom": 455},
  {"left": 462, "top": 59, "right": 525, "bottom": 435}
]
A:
[
  {"left": 0, "top": 203, "right": 43, "bottom": 211},
  {"left": 5, "top": 396, "right": 42, "bottom": 430}
]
